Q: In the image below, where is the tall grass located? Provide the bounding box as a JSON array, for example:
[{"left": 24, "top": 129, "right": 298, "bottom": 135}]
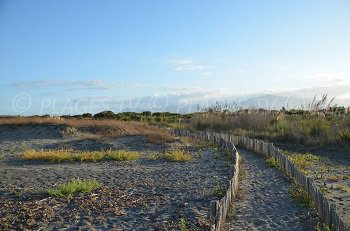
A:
[{"left": 190, "top": 105, "right": 350, "bottom": 146}]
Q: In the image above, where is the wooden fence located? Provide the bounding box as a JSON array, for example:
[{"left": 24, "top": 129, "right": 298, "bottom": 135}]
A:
[
  {"left": 174, "top": 130, "right": 349, "bottom": 231},
  {"left": 174, "top": 130, "right": 241, "bottom": 231}
]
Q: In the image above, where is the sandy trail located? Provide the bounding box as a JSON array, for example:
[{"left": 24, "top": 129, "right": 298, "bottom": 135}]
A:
[{"left": 226, "top": 149, "right": 316, "bottom": 231}]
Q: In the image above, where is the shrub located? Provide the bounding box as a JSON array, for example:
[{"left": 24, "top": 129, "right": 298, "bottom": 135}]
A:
[
  {"left": 107, "top": 149, "right": 140, "bottom": 161},
  {"left": 164, "top": 149, "right": 192, "bottom": 162},
  {"left": 47, "top": 178, "right": 101, "bottom": 197}
]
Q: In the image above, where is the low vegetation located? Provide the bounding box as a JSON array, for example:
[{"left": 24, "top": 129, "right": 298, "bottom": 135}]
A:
[
  {"left": 164, "top": 149, "right": 192, "bottom": 162},
  {"left": 190, "top": 95, "right": 350, "bottom": 147},
  {"left": 283, "top": 151, "right": 320, "bottom": 174},
  {"left": 23, "top": 149, "right": 141, "bottom": 162},
  {"left": 210, "top": 179, "right": 227, "bottom": 198},
  {"left": 265, "top": 157, "right": 279, "bottom": 168},
  {"left": 107, "top": 149, "right": 140, "bottom": 161},
  {"left": 288, "top": 181, "right": 314, "bottom": 208},
  {"left": 46, "top": 178, "right": 101, "bottom": 197}
]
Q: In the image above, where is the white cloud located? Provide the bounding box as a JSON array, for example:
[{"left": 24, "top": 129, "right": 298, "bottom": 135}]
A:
[{"left": 167, "top": 59, "right": 212, "bottom": 76}]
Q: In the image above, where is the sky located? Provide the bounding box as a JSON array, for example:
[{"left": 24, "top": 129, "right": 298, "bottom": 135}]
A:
[{"left": 1, "top": 0, "right": 350, "bottom": 115}]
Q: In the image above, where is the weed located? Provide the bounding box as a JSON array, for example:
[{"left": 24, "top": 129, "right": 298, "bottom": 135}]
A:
[
  {"left": 288, "top": 181, "right": 314, "bottom": 208},
  {"left": 265, "top": 157, "right": 279, "bottom": 168},
  {"left": 107, "top": 149, "right": 140, "bottom": 161},
  {"left": 210, "top": 179, "right": 227, "bottom": 198},
  {"left": 46, "top": 178, "right": 101, "bottom": 197},
  {"left": 164, "top": 149, "right": 192, "bottom": 162},
  {"left": 0, "top": 153, "right": 4, "bottom": 160}
]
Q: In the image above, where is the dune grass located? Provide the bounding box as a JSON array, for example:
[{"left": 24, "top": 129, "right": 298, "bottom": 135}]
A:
[
  {"left": 23, "top": 149, "right": 141, "bottom": 162},
  {"left": 283, "top": 151, "right": 320, "bottom": 174},
  {"left": 107, "top": 149, "right": 140, "bottom": 161},
  {"left": 47, "top": 178, "right": 101, "bottom": 197},
  {"left": 23, "top": 149, "right": 72, "bottom": 162},
  {"left": 164, "top": 149, "right": 192, "bottom": 162}
]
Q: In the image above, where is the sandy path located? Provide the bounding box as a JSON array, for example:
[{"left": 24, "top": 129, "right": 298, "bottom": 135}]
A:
[{"left": 226, "top": 149, "right": 316, "bottom": 231}]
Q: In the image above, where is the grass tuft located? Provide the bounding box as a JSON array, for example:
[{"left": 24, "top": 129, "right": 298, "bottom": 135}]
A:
[
  {"left": 23, "top": 149, "right": 72, "bottom": 162},
  {"left": 265, "top": 157, "right": 279, "bottom": 168},
  {"left": 210, "top": 179, "right": 227, "bottom": 198},
  {"left": 107, "top": 149, "right": 140, "bottom": 161},
  {"left": 288, "top": 181, "right": 314, "bottom": 207},
  {"left": 164, "top": 149, "right": 192, "bottom": 162},
  {"left": 47, "top": 178, "right": 101, "bottom": 197}
]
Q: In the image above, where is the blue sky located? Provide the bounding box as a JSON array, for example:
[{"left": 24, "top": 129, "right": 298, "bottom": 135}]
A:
[{"left": 1, "top": 0, "right": 350, "bottom": 114}]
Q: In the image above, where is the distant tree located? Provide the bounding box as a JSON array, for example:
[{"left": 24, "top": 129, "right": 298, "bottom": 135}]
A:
[
  {"left": 141, "top": 111, "right": 152, "bottom": 116},
  {"left": 82, "top": 113, "right": 93, "bottom": 118},
  {"left": 93, "top": 110, "right": 116, "bottom": 119}
]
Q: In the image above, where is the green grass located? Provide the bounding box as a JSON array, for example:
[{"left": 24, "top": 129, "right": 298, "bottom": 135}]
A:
[
  {"left": 164, "top": 149, "right": 192, "bottom": 162},
  {"left": 46, "top": 178, "right": 101, "bottom": 197},
  {"left": 288, "top": 181, "right": 314, "bottom": 207},
  {"left": 265, "top": 157, "right": 279, "bottom": 168},
  {"left": 210, "top": 179, "right": 227, "bottom": 198},
  {"left": 283, "top": 151, "right": 320, "bottom": 174},
  {"left": 107, "top": 149, "right": 140, "bottom": 161}
]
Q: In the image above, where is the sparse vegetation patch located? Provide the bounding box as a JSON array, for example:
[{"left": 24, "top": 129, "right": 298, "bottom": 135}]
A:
[
  {"left": 46, "top": 178, "right": 101, "bottom": 197},
  {"left": 164, "top": 149, "right": 192, "bottom": 162}
]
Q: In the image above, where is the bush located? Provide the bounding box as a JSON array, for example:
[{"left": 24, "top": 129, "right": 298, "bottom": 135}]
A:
[{"left": 93, "top": 110, "right": 116, "bottom": 120}]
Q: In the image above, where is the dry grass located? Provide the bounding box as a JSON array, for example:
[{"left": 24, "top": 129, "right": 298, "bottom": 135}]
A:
[
  {"left": 23, "top": 149, "right": 140, "bottom": 162},
  {"left": 0, "top": 117, "right": 176, "bottom": 143},
  {"left": 147, "top": 152, "right": 160, "bottom": 160},
  {"left": 23, "top": 149, "right": 72, "bottom": 162},
  {"left": 164, "top": 149, "right": 192, "bottom": 162},
  {"left": 107, "top": 149, "right": 140, "bottom": 161},
  {"left": 326, "top": 175, "right": 341, "bottom": 182}
]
